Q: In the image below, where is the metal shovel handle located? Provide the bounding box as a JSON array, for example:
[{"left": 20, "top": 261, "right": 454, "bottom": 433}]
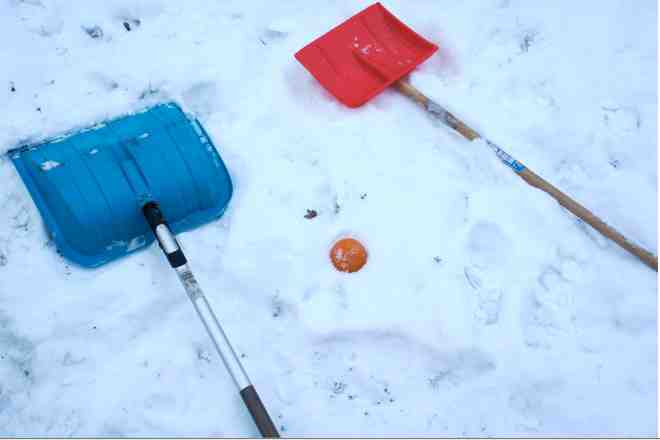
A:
[
  {"left": 143, "top": 202, "right": 279, "bottom": 438},
  {"left": 395, "top": 80, "right": 658, "bottom": 271}
]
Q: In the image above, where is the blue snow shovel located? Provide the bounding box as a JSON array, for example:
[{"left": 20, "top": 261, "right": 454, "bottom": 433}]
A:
[{"left": 8, "top": 102, "right": 279, "bottom": 437}]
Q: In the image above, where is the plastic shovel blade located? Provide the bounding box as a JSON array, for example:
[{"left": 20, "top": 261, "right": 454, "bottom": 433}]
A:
[
  {"left": 9, "top": 103, "right": 233, "bottom": 268},
  {"left": 295, "top": 2, "right": 438, "bottom": 107}
]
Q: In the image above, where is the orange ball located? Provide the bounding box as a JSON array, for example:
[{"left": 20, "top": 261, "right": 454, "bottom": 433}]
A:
[{"left": 330, "top": 238, "right": 367, "bottom": 273}]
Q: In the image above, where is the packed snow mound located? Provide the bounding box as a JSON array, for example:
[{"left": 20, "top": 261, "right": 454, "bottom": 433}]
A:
[{"left": 0, "top": 0, "right": 656, "bottom": 436}]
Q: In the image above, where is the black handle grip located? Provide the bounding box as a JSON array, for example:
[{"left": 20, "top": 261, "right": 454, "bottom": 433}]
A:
[
  {"left": 240, "top": 385, "right": 279, "bottom": 438},
  {"left": 142, "top": 201, "right": 166, "bottom": 232},
  {"left": 142, "top": 201, "right": 187, "bottom": 268}
]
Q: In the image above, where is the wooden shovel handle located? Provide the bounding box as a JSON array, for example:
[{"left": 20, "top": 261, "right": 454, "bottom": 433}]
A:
[
  {"left": 395, "top": 80, "right": 658, "bottom": 271},
  {"left": 519, "top": 168, "right": 658, "bottom": 269},
  {"left": 396, "top": 81, "right": 480, "bottom": 140}
]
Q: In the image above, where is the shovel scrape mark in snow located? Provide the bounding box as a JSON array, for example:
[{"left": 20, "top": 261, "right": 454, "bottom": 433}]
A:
[{"left": 475, "top": 289, "right": 503, "bottom": 325}]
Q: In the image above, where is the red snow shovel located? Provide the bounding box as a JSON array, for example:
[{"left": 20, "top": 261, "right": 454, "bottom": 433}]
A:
[{"left": 295, "top": 2, "right": 657, "bottom": 271}]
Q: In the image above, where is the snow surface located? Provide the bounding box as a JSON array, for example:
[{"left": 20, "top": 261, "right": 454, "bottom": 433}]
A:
[
  {"left": 38, "top": 159, "right": 60, "bottom": 171},
  {"left": 0, "top": 0, "right": 657, "bottom": 436}
]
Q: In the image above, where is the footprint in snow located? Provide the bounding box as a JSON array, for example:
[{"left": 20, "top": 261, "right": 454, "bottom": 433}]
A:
[
  {"left": 520, "top": 265, "right": 574, "bottom": 349},
  {"left": 0, "top": 310, "right": 37, "bottom": 392},
  {"left": 508, "top": 377, "right": 564, "bottom": 420},
  {"left": 466, "top": 221, "right": 512, "bottom": 268},
  {"left": 311, "top": 329, "right": 495, "bottom": 404},
  {"left": 464, "top": 222, "right": 511, "bottom": 326},
  {"left": 602, "top": 106, "right": 641, "bottom": 133}
]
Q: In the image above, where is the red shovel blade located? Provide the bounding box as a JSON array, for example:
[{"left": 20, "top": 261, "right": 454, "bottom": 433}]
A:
[{"left": 295, "top": 3, "right": 438, "bottom": 108}]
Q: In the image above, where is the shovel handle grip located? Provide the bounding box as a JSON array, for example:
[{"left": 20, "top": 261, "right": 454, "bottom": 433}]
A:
[
  {"left": 143, "top": 201, "right": 187, "bottom": 268},
  {"left": 241, "top": 385, "right": 280, "bottom": 437},
  {"left": 395, "top": 80, "right": 658, "bottom": 271}
]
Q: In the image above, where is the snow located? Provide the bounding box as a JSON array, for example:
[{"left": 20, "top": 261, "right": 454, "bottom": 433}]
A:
[
  {"left": 0, "top": 0, "right": 656, "bottom": 436},
  {"left": 39, "top": 159, "right": 60, "bottom": 171}
]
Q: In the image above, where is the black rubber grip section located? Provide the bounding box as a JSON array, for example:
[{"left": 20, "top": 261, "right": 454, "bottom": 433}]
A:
[
  {"left": 142, "top": 201, "right": 165, "bottom": 233},
  {"left": 240, "top": 385, "right": 279, "bottom": 438},
  {"left": 166, "top": 249, "right": 187, "bottom": 268},
  {"left": 143, "top": 201, "right": 188, "bottom": 268}
]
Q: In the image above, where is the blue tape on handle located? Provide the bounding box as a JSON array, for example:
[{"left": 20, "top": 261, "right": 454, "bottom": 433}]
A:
[{"left": 485, "top": 139, "right": 525, "bottom": 173}]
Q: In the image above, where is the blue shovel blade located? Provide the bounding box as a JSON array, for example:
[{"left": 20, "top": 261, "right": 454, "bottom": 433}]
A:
[{"left": 9, "top": 102, "right": 233, "bottom": 268}]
